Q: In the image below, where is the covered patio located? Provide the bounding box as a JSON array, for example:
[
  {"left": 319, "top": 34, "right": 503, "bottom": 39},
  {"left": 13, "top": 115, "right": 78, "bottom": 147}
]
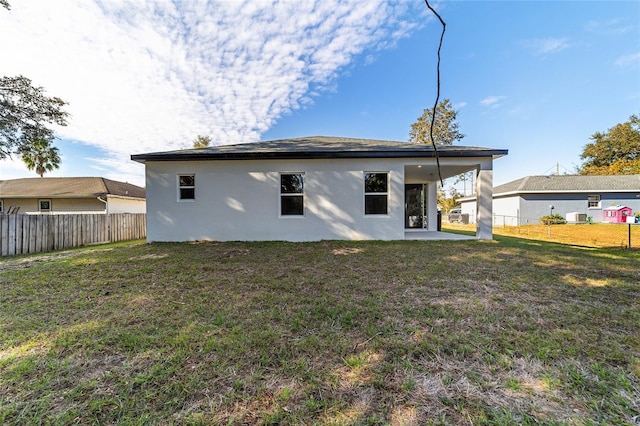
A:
[{"left": 403, "top": 155, "right": 498, "bottom": 240}]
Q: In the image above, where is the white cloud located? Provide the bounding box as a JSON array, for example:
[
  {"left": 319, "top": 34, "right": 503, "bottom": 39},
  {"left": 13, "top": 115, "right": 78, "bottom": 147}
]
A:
[
  {"left": 585, "top": 19, "right": 633, "bottom": 35},
  {"left": 0, "top": 0, "right": 425, "bottom": 182},
  {"left": 522, "top": 37, "right": 571, "bottom": 56},
  {"left": 615, "top": 52, "right": 640, "bottom": 67},
  {"left": 480, "top": 96, "right": 506, "bottom": 109}
]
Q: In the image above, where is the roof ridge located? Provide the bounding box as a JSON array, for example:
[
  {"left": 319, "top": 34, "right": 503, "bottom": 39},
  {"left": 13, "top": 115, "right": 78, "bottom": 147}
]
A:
[
  {"left": 98, "top": 177, "right": 110, "bottom": 194},
  {"left": 517, "top": 176, "right": 530, "bottom": 191}
]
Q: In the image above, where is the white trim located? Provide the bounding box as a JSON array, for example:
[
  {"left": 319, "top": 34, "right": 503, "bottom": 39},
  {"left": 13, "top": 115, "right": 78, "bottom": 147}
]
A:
[
  {"left": 38, "top": 199, "right": 52, "bottom": 212},
  {"left": 177, "top": 174, "right": 196, "bottom": 202},
  {"left": 495, "top": 189, "right": 640, "bottom": 197},
  {"left": 363, "top": 171, "right": 389, "bottom": 216},
  {"left": 279, "top": 172, "right": 305, "bottom": 217},
  {"left": 587, "top": 194, "right": 601, "bottom": 209},
  {"left": 105, "top": 194, "right": 146, "bottom": 201}
]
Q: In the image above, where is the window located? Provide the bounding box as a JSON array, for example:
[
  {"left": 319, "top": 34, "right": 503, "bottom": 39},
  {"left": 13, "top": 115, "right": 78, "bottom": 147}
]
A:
[
  {"left": 0, "top": 200, "right": 3, "bottom": 213},
  {"left": 39, "top": 199, "right": 52, "bottom": 212},
  {"left": 178, "top": 175, "right": 195, "bottom": 200},
  {"left": 364, "top": 172, "right": 388, "bottom": 215},
  {"left": 588, "top": 195, "right": 600, "bottom": 208},
  {"left": 280, "top": 173, "right": 304, "bottom": 216}
]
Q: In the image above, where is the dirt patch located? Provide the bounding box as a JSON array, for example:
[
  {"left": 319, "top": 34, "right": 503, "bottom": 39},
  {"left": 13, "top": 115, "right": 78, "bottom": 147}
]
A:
[
  {"left": 0, "top": 248, "right": 113, "bottom": 272},
  {"left": 333, "top": 247, "right": 364, "bottom": 255}
]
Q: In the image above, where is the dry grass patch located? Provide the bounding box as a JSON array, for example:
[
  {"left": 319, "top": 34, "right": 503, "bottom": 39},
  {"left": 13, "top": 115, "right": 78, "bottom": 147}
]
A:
[
  {"left": 445, "top": 222, "right": 640, "bottom": 249},
  {"left": 1, "top": 238, "right": 639, "bottom": 424}
]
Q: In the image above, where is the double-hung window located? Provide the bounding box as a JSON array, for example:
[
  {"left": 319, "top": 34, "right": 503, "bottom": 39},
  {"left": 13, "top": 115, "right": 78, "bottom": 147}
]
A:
[
  {"left": 587, "top": 195, "right": 600, "bottom": 209},
  {"left": 178, "top": 175, "right": 195, "bottom": 201},
  {"left": 364, "top": 172, "right": 388, "bottom": 215},
  {"left": 280, "top": 173, "right": 304, "bottom": 216}
]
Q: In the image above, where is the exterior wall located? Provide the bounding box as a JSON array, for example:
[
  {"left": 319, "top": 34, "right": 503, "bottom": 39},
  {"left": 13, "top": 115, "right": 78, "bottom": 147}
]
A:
[
  {"left": 0, "top": 198, "right": 39, "bottom": 214},
  {"left": 0, "top": 197, "right": 106, "bottom": 214},
  {"left": 106, "top": 197, "right": 146, "bottom": 214},
  {"left": 519, "top": 193, "right": 640, "bottom": 223},
  {"left": 493, "top": 196, "right": 522, "bottom": 226},
  {"left": 144, "top": 158, "right": 407, "bottom": 242},
  {"left": 459, "top": 201, "right": 475, "bottom": 223}
]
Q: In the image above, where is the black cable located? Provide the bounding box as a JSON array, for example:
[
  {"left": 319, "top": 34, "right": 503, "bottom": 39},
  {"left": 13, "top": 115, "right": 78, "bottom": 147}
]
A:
[{"left": 424, "top": 0, "right": 446, "bottom": 186}]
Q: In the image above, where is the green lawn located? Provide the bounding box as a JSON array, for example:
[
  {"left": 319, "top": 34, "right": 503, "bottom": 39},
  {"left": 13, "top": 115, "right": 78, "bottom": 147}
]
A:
[{"left": 1, "top": 238, "right": 639, "bottom": 425}]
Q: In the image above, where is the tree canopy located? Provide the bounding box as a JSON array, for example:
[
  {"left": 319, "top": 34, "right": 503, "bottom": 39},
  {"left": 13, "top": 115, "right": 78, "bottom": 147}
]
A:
[
  {"left": 409, "top": 98, "right": 464, "bottom": 145},
  {"left": 437, "top": 186, "right": 462, "bottom": 213},
  {"left": 0, "top": 75, "right": 69, "bottom": 159},
  {"left": 193, "top": 135, "right": 212, "bottom": 148},
  {"left": 579, "top": 114, "right": 640, "bottom": 175}
]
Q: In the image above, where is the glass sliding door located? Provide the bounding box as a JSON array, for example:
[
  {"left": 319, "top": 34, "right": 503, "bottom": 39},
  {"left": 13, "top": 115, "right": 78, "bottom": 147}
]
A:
[{"left": 405, "top": 184, "right": 427, "bottom": 229}]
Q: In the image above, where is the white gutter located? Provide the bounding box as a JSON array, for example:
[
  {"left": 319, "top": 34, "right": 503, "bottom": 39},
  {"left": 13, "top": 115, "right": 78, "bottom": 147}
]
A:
[{"left": 97, "top": 196, "right": 108, "bottom": 214}]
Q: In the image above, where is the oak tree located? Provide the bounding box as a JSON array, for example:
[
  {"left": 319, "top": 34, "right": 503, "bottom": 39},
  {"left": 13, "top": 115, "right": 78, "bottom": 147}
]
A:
[
  {"left": 579, "top": 114, "right": 640, "bottom": 175},
  {"left": 0, "top": 75, "right": 69, "bottom": 159},
  {"left": 409, "top": 98, "right": 464, "bottom": 146}
]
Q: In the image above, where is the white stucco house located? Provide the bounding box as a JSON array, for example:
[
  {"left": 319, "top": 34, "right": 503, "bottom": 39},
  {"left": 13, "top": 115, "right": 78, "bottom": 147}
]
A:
[
  {"left": 0, "top": 177, "right": 146, "bottom": 215},
  {"left": 131, "top": 136, "right": 507, "bottom": 242},
  {"left": 458, "top": 174, "right": 640, "bottom": 225}
]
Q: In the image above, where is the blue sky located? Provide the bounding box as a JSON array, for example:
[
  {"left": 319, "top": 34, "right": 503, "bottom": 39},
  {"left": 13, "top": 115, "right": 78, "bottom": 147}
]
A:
[{"left": 1, "top": 1, "right": 638, "bottom": 190}]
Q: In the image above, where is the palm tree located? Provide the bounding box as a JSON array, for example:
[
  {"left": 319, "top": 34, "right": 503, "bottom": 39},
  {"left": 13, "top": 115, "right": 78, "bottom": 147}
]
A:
[{"left": 19, "top": 138, "right": 61, "bottom": 177}]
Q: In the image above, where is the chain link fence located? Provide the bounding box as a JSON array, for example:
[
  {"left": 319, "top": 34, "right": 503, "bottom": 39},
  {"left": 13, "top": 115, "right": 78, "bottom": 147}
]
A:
[{"left": 490, "top": 214, "right": 640, "bottom": 249}]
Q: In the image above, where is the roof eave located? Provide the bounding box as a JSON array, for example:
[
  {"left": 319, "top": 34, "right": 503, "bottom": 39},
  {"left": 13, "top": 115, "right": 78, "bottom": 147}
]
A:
[
  {"left": 131, "top": 149, "right": 508, "bottom": 163},
  {"left": 497, "top": 189, "right": 640, "bottom": 196},
  {"left": 105, "top": 194, "right": 146, "bottom": 201}
]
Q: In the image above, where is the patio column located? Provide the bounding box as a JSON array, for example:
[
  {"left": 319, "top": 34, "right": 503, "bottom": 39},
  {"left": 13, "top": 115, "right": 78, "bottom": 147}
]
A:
[
  {"left": 426, "top": 181, "right": 438, "bottom": 231},
  {"left": 476, "top": 164, "right": 493, "bottom": 240}
]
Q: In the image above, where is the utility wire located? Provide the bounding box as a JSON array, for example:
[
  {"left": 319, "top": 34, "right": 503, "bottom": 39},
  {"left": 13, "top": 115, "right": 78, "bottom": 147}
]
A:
[{"left": 424, "top": 0, "right": 445, "bottom": 186}]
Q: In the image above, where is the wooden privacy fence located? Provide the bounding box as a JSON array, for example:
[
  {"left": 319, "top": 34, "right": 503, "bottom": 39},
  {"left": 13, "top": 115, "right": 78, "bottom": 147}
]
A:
[{"left": 0, "top": 213, "right": 146, "bottom": 256}]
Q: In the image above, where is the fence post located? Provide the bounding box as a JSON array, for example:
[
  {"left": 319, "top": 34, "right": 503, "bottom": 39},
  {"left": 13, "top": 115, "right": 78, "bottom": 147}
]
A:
[{"left": 15, "top": 215, "right": 23, "bottom": 255}]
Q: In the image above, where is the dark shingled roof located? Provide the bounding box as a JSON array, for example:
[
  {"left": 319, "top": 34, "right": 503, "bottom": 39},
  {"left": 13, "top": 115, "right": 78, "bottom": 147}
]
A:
[
  {"left": 131, "top": 136, "right": 508, "bottom": 163},
  {"left": 0, "top": 177, "right": 145, "bottom": 199},
  {"left": 494, "top": 175, "right": 640, "bottom": 195}
]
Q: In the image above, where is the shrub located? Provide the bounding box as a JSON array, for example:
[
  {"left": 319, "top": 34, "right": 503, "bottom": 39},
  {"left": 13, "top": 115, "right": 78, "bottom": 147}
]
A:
[{"left": 540, "top": 213, "right": 567, "bottom": 225}]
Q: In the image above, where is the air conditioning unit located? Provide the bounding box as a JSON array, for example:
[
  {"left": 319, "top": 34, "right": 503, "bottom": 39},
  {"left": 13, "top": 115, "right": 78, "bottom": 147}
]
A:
[{"left": 566, "top": 212, "right": 587, "bottom": 223}]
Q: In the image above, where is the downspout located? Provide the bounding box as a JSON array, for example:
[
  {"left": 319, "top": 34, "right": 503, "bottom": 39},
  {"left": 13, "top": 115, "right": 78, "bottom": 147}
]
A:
[{"left": 97, "top": 195, "right": 108, "bottom": 214}]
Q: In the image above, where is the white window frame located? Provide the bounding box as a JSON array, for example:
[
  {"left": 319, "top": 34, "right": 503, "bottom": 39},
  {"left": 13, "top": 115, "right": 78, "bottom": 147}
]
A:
[
  {"left": 39, "top": 199, "right": 52, "bottom": 212},
  {"left": 587, "top": 195, "right": 601, "bottom": 209},
  {"left": 177, "top": 174, "right": 196, "bottom": 202},
  {"left": 279, "top": 172, "right": 305, "bottom": 217},
  {"left": 364, "top": 171, "right": 389, "bottom": 216}
]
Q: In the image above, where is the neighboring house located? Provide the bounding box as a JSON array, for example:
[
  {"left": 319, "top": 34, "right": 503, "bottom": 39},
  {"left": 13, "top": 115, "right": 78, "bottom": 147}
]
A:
[
  {"left": 131, "top": 136, "right": 508, "bottom": 242},
  {"left": 0, "top": 177, "right": 146, "bottom": 215},
  {"left": 458, "top": 174, "right": 640, "bottom": 225}
]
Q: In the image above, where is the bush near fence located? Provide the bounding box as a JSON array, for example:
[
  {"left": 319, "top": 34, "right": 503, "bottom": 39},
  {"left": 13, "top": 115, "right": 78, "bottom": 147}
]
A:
[{"left": 0, "top": 213, "right": 146, "bottom": 256}]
